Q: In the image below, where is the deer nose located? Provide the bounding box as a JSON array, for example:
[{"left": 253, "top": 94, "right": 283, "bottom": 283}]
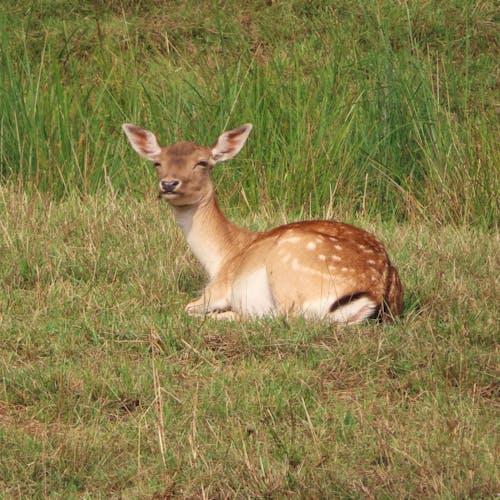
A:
[{"left": 160, "top": 180, "right": 180, "bottom": 193}]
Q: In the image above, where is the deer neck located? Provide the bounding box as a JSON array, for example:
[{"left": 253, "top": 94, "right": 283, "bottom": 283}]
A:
[{"left": 171, "top": 193, "right": 256, "bottom": 280}]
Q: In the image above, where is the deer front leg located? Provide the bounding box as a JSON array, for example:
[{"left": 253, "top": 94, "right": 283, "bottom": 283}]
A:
[{"left": 185, "top": 280, "right": 231, "bottom": 316}]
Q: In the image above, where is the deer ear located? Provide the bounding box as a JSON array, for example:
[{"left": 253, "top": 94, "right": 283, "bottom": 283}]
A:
[
  {"left": 211, "top": 123, "right": 252, "bottom": 163},
  {"left": 122, "top": 123, "right": 161, "bottom": 160}
]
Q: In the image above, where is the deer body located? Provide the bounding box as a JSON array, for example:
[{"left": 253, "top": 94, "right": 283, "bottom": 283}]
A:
[{"left": 123, "top": 123, "right": 403, "bottom": 323}]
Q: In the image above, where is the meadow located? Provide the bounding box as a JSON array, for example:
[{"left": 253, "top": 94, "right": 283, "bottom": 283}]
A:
[{"left": 0, "top": 0, "right": 498, "bottom": 497}]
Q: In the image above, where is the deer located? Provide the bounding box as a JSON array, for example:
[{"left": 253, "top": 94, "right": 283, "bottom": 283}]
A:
[{"left": 122, "top": 122, "right": 403, "bottom": 324}]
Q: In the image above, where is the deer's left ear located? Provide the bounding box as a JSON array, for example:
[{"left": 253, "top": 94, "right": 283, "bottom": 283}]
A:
[
  {"left": 122, "top": 123, "right": 162, "bottom": 160},
  {"left": 211, "top": 124, "right": 252, "bottom": 163}
]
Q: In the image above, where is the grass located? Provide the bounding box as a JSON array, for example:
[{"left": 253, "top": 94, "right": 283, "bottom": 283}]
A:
[
  {"left": 0, "top": 188, "right": 498, "bottom": 497},
  {"left": 0, "top": 0, "right": 498, "bottom": 225},
  {"left": 0, "top": 0, "right": 499, "bottom": 497}
]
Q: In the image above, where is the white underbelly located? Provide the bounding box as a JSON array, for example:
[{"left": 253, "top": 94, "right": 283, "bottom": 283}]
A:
[{"left": 231, "top": 266, "right": 275, "bottom": 317}]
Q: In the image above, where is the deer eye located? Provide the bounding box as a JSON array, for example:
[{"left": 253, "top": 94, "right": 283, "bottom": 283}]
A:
[
  {"left": 195, "top": 160, "right": 210, "bottom": 168},
  {"left": 153, "top": 162, "right": 161, "bottom": 168}
]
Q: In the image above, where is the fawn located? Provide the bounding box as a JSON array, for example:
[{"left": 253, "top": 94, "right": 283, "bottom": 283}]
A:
[{"left": 123, "top": 123, "right": 403, "bottom": 323}]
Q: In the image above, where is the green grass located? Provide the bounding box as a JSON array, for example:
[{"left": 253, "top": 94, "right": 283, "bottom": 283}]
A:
[
  {"left": 0, "top": 0, "right": 498, "bottom": 496},
  {"left": 0, "top": 188, "right": 498, "bottom": 497},
  {"left": 0, "top": 0, "right": 498, "bottom": 225}
]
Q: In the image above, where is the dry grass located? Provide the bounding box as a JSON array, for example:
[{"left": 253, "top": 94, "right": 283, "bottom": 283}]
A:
[{"left": 0, "top": 185, "right": 498, "bottom": 497}]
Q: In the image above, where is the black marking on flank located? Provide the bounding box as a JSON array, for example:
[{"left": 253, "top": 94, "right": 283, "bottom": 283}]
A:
[
  {"left": 329, "top": 292, "right": 368, "bottom": 313},
  {"left": 329, "top": 292, "right": 382, "bottom": 321}
]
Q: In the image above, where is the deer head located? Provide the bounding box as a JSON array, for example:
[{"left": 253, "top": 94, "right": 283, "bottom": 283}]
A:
[{"left": 122, "top": 123, "right": 252, "bottom": 206}]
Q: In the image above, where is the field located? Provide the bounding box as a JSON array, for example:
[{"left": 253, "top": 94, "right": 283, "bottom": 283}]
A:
[{"left": 0, "top": 1, "right": 498, "bottom": 497}]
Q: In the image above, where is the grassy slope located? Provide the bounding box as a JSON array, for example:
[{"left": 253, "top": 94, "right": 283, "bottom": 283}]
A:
[
  {"left": 0, "top": 0, "right": 499, "bottom": 497},
  {"left": 0, "top": 189, "right": 498, "bottom": 497}
]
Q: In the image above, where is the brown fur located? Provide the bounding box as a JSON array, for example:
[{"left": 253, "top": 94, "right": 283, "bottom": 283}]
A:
[{"left": 123, "top": 122, "right": 404, "bottom": 323}]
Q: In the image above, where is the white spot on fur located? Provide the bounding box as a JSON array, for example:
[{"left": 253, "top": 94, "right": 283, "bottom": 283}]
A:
[
  {"left": 332, "top": 255, "right": 341, "bottom": 262},
  {"left": 288, "top": 260, "right": 338, "bottom": 278},
  {"left": 334, "top": 244, "right": 343, "bottom": 251},
  {"left": 367, "top": 259, "right": 376, "bottom": 265},
  {"left": 277, "top": 235, "right": 301, "bottom": 247},
  {"left": 306, "top": 241, "right": 316, "bottom": 250},
  {"left": 318, "top": 254, "right": 326, "bottom": 261}
]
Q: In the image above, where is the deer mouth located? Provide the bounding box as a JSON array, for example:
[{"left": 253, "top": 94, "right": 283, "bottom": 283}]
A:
[{"left": 159, "top": 190, "right": 180, "bottom": 199}]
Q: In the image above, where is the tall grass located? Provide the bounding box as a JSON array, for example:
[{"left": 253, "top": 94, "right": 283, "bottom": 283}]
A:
[{"left": 0, "top": 2, "right": 497, "bottom": 226}]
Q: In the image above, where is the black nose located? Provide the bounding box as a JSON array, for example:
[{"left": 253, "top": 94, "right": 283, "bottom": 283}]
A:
[{"left": 160, "top": 180, "right": 180, "bottom": 193}]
